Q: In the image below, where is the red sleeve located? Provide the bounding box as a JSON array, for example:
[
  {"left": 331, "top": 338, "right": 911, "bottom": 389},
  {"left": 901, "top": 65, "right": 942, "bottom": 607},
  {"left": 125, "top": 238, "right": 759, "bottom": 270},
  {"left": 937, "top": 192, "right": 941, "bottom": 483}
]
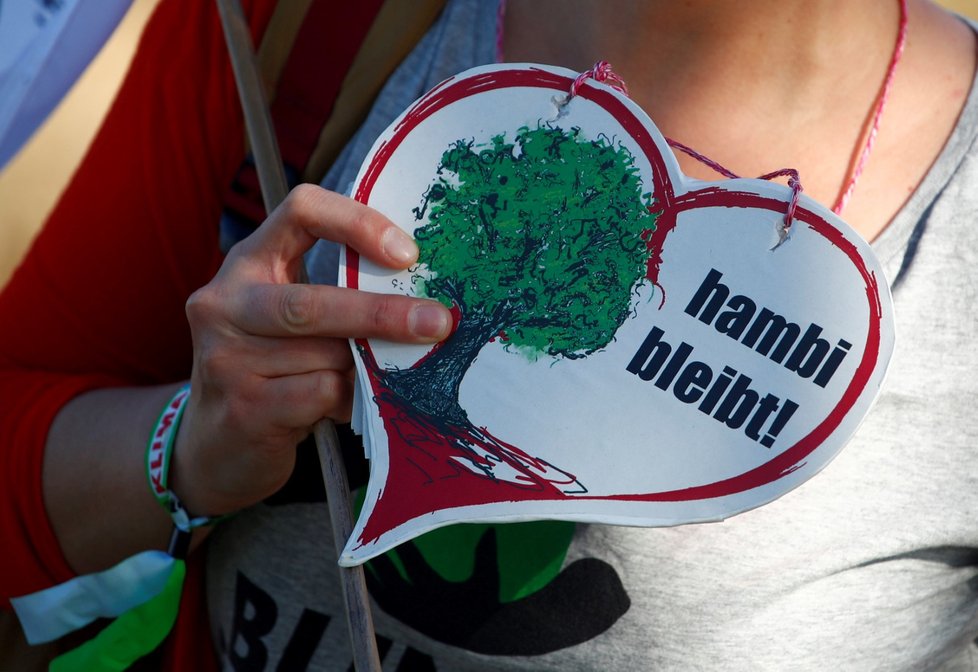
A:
[
  {"left": 0, "top": 0, "right": 276, "bottom": 606},
  {"left": 165, "top": 553, "right": 218, "bottom": 672}
]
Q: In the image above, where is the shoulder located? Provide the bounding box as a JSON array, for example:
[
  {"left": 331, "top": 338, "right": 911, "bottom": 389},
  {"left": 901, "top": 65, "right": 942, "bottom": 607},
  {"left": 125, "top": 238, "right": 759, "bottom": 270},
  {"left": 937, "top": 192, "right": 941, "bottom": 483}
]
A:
[{"left": 853, "top": 2, "right": 976, "bottom": 238}]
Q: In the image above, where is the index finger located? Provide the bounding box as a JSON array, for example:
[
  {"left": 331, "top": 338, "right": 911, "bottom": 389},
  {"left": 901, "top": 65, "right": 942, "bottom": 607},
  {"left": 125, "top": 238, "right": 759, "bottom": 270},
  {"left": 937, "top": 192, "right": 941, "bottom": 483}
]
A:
[{"left": 238, "top": 184, "right": 419, "bottom": 271}]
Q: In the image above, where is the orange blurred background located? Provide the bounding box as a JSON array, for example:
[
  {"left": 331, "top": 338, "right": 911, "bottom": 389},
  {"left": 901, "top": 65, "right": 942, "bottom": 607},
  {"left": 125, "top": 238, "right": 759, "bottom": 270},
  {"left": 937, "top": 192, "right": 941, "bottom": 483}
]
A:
[{"left": 943, "top": 0, "right": 978, "bottom": 16}]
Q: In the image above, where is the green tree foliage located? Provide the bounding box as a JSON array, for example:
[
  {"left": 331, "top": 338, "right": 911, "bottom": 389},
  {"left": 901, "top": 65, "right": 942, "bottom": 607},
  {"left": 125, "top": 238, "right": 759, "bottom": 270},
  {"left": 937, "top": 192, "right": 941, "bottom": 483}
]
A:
[
  {"left": 412, "top": 124, "right": 657, "bottom": 360},
  {"left": 384, "top": 125, "right": 658, "bottom": 424}
]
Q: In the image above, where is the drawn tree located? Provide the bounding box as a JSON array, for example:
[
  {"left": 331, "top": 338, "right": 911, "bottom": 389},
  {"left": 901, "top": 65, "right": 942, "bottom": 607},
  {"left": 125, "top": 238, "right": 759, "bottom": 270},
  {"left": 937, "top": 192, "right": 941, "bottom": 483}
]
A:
[{"left": 383, "top": 125, "right": 658, "bottom": 426}]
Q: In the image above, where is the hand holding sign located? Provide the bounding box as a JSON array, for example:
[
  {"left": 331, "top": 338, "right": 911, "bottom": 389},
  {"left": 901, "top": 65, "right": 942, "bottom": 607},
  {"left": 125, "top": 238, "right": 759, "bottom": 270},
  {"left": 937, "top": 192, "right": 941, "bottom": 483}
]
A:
[{"left": 339, "top": 64, "right": 895, "bottom": 566}]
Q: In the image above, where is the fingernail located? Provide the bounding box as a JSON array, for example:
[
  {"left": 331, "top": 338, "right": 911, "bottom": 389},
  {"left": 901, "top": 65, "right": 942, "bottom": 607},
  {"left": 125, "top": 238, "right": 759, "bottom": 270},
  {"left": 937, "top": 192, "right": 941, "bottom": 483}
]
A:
[
  {"left": 409, "top": 303, "right": 451, "bottom": 340},
  {"left": 382, "top": 228, "right": 418, "bottom": 265}
]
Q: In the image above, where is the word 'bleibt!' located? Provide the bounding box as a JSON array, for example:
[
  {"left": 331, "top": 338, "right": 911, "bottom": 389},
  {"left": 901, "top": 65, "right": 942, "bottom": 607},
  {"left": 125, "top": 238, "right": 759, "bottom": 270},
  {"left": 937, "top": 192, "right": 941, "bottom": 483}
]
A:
[{"left": 626, "top": 326, "right": 798, "bottom": 448}]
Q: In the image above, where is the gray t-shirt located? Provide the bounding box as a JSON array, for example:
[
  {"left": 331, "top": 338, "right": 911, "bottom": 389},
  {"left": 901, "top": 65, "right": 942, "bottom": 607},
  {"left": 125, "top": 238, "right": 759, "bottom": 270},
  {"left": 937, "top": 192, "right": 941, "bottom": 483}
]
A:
[{"left": 205, "top": 2, "right": 978, "bottom": 670}]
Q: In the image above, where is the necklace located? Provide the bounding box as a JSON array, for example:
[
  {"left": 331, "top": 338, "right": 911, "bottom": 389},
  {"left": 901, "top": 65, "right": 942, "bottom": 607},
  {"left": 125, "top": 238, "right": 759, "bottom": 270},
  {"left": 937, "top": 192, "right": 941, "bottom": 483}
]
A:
[
  {"left": 831, "top": 0, "right": 909, "bottom": 215},
  {"left": 498, "top": 0, "right": 910, "bottom": 218}
]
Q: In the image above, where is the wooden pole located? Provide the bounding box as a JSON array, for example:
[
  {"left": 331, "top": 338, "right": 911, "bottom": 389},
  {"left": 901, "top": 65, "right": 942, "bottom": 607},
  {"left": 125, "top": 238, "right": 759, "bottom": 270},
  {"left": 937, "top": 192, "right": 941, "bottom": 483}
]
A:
[{"left": 213, "top": 2, "right": 382, "bottom": 670}]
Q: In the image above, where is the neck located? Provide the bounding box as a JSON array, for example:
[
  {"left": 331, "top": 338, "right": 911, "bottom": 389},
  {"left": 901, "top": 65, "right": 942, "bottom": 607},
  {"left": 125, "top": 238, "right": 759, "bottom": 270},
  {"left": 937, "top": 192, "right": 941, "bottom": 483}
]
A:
[
  {"left": 503, "top": 1, "right": 901, "bottom": 134},
  {"left": 502, "top": 0, "right": 914, "bottom": 237},
  {"left": 504, "top": 2, "right": 899, "bottom": 89}
]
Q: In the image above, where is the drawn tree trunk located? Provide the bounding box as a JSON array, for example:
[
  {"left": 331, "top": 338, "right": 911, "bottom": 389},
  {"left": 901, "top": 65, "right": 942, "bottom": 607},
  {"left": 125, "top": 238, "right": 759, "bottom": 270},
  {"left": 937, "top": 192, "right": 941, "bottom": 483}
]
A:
[
  {"left": 377, "top": 124, "right": 660, "bottom": 487},
  {"left": 383, "top": 309, "right": 504, "bottom": 425}
]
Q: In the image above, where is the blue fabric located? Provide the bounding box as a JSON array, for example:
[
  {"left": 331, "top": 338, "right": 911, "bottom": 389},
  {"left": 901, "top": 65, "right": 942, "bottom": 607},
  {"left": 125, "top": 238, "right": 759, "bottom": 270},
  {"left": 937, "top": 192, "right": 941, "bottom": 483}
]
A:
[{"left": 11, "top": 550, "right": 175, "bottom": 645}]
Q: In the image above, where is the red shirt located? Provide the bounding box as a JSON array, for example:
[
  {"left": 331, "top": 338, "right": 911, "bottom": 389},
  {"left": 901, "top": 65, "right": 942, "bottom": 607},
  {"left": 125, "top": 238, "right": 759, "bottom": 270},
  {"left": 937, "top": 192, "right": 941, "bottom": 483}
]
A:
[{"left": 0, "top": 0, "right": 376, "bottom": 666}]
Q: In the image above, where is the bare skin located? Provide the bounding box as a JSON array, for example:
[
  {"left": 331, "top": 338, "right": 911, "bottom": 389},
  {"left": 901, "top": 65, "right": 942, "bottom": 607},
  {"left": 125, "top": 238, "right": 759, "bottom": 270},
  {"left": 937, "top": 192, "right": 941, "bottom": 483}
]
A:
[
  {"left": 44, "top": 187, "right": 453, "bottom": 574},
  {"left": 504, "top": 0, "right": 976, "bottom": 241},
  {"left": 44, "top": 2, "right": 974, "bottom": 575}
]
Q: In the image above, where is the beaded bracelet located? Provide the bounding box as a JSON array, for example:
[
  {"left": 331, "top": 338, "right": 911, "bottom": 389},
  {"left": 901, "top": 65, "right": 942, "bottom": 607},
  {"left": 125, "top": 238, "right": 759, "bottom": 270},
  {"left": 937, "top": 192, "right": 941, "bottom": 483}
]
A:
[{"left": 145, "top": 384, "right": 222, "bottom": 558}]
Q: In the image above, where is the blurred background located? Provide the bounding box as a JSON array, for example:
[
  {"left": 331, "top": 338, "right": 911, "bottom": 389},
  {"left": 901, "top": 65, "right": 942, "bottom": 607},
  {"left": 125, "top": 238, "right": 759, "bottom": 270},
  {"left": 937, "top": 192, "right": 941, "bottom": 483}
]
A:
[
  {"left": 0, "top": 0, "right": 977, "bottom": 289},
  {"left": 945, "top": 0, "right": 978, "bottom": 15}
]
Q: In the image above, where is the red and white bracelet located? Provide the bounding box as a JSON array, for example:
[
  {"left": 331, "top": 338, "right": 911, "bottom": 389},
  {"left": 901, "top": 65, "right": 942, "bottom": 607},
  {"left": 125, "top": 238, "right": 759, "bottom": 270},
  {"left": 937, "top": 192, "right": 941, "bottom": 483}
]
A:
[{"left": 145, "top": 384, "right": 222, "bottom": 557}]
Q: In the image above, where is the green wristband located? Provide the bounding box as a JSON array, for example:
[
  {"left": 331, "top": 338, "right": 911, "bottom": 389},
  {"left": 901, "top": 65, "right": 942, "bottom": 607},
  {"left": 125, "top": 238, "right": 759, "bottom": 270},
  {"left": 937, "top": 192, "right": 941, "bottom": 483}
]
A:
[{"left": 145, "top": 385, "right": 222, "bottom": 544}]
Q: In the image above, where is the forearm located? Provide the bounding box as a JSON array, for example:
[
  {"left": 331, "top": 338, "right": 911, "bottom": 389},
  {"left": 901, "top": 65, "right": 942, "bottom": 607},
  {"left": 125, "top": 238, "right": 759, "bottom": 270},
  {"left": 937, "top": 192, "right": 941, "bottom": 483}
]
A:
[
  {"left": 43, "top": 383, "right": 211, "bottom": 576},
  {"left": 38, "top": 186, "right": 453, "bottom": 580}
]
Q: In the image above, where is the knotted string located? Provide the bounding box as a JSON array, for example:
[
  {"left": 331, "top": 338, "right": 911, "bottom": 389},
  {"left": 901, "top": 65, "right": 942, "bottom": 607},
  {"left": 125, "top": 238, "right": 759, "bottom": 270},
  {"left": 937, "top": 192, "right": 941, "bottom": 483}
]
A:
[
  {"left": 668, "top": 139, "right": 804, "bottom": 242},
  {"left": 569, "top": 61, "right": 630, "bottom": 98},
  {"left": 557, "top": 0, "right": 908, "bottom": 239},
  {"left": 568, "top": 61, "right": 803, "bottom": 241}
]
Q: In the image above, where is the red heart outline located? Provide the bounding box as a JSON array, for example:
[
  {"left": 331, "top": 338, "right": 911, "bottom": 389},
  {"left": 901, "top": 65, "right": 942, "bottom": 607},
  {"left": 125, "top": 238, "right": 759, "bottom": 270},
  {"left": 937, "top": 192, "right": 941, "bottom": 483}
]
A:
[{"left": 345, "top": 66, "right": 884, "bottom": 550}]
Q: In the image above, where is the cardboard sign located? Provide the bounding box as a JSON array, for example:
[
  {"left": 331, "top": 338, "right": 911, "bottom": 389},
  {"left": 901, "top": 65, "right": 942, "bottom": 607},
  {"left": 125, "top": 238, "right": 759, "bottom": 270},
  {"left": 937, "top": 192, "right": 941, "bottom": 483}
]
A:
[{"left": 338, "top": 64, "right": 895, "bottom": 566}]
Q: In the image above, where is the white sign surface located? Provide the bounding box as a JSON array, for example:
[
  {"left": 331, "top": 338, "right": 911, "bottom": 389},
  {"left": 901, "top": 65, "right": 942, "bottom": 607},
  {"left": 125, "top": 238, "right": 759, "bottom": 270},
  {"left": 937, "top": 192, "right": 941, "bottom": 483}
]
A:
[{"left": 339, "top": 64, "right": 895, "bottom": 566}]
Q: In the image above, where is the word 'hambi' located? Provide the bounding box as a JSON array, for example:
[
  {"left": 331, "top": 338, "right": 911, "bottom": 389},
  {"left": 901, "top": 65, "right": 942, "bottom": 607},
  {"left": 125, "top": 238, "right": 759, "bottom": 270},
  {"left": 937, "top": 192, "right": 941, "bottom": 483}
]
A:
[{"left": 685, "top": 269, "right": 852, "bottom": 389}]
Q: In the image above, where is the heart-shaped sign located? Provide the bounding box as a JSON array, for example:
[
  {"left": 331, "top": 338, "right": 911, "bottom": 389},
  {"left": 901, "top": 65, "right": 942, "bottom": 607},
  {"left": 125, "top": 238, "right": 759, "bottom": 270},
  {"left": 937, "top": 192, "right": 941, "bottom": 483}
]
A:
[{"left": 338, "top": 64, "right": 895, "bottom": 566}]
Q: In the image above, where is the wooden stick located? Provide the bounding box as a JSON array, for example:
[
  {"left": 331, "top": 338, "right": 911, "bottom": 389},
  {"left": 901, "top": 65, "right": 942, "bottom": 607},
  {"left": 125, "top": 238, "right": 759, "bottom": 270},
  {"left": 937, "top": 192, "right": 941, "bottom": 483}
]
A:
[
  {"left": 213, "top": 2, "right": 382, "bottom": 670},
  {"left": 214, "top": 0, "right": 288, "bottom": 207}
]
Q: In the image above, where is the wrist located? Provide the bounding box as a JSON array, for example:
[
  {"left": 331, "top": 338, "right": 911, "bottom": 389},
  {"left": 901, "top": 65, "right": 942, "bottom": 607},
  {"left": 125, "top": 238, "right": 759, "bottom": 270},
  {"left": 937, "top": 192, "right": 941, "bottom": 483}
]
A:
[
  {"left": 167, "top": 394, "right": 246, "bottom": 519},
  {"left": 146, "top": 384, "right": 228, "bottom": 556}
]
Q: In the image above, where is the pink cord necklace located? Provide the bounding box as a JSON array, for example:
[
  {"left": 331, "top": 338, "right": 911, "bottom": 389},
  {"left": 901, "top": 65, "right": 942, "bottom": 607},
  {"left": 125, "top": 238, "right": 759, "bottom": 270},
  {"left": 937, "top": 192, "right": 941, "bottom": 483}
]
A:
[
  {"left": 500, "top": 0, "right": 910, "bottom": 222},
  {"left": 832, "top": 0, "right": 909, "bottom": 214}
]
